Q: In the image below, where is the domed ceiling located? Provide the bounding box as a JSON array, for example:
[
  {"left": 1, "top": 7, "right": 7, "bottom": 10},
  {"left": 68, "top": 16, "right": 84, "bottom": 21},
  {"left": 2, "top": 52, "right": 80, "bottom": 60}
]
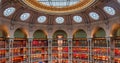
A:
[
  {"left": 21, "top": 0, "right": 97, "bottom": 15},
  {"left": 0, "top": 0, "right": 120, "bottom": 25}
]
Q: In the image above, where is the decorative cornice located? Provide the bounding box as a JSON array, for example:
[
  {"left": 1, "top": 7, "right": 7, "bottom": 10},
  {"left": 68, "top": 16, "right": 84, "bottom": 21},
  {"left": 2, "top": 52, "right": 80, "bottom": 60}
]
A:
[{"left": 20, "top": 0, "right": 97, "bottom": 15}]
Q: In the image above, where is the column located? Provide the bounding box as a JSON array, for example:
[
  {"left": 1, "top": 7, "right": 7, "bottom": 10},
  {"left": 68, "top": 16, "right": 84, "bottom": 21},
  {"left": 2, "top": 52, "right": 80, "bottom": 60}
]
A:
[
  {"left": 7, "top": 38, "right": 14, "bottom": 63},
  {"left": 68, "top": 38, "right": 72, "bottom": 63},
  {"left": 87, "top": 38, "right": 92, "bottom": 63},
  {"left": 106, "top": 37, "right": 112, "bottom": 63},
  {"left": 28, "top": 38, "right": 33, "bottom": 63},
  {"left": 48, "top": 38, "right": 52, "bottom": 63},
  {"left": 111, "top": 38, "right": 115, "bottom": 63}
]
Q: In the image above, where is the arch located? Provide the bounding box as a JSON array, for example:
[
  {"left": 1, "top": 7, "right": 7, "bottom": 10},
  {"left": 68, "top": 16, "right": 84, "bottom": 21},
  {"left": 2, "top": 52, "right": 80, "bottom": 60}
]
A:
[
  {"left": 115, "top": 28, "right": 120, "bottom": 37},
  {"left": 53, "top": 30, "right": 67, "bottom": 39},
  {"left": 0, "top": 29, "right": 7, "bottom": 38},
  {"left": 0, "top": 25, "right": 9, "bottom": 38},
  {"left": 110, "top": 23, "right": 120, "bottom": 37},
  {"left": 14, "top": 28, "right": 27, "bottom": 38},
  {"left": 73, "top": 29, "right": 87, "bottom": 38},
  {"left": 93, "top": 28, "right": 106, "bottom": 38},
  {"left": 33, "top": 30, "right": 47, "bottom": 39}
]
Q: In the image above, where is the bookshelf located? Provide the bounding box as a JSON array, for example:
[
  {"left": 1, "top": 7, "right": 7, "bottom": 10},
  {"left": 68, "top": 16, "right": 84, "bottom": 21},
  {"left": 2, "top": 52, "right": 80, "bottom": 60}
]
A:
[
  {"left": 92, "top": 28, "right": 109, "bottom": 63},
  {"left": 52, "top": 30, "right": 69, "bottom": 63},
  {"left": 12, "top": 29, "right": 28, "bottom": 63},
  {"left": 0, "top": 30, "right": 7, "bottom": 63},
  {"left": 32, "top": 30, "right": 48, "bottom": 63},
  {"left": 72, "top": 30, "right": 88, "bottom": 63},
  {"left": 112, "top": 28, "right": 120, "bottom": 63}
]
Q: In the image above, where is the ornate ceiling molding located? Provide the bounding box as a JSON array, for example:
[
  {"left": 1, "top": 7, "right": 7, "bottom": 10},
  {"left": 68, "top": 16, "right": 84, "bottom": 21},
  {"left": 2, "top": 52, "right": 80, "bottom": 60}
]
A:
[{"left": 21, "top": 0, "right": 97, "bottom": 15}]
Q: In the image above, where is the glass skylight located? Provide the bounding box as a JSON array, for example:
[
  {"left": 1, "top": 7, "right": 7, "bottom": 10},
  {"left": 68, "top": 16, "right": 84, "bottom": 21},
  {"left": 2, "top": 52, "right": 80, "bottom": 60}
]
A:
[
  {"left": 3, "top": 7, "right": 16, "bottom": 16},
  {"left": 37, "top": 0, "right": 80, "bottom": 8},
  {"left": 20, "top": 13, "right": 30, "bottom": 21},
  {"left": 103, "top": 6, "right": 116, "bottom": 15},
  {"left": 73, "top": 16, "right": 82, "bottom": 23},
  {"left": 56, "top": 17, "right": 64, "bottom": 24},
  {"left": 37, "top": 16, "right": 47, "bottom": 23},
  {"left": 89, "top": 12, "right": 99, "bottom": 20}
]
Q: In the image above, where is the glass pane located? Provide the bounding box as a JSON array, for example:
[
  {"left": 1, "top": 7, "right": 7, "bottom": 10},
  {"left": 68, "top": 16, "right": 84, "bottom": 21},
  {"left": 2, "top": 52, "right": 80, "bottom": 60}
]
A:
[
  {"left": 73, "top": 16, "right": 82, "bottom": 23},
  {"left": 103, "top": 6, "right": 115, "bottom": 15},
  {"left": 20, "top": 13, "right": 30, "bottom": 21},
  {"left": 37, "top": 16, "right": 47, "bottom": 23},
  {"left": 89, "top": 12, "right": 99, "bottom": 20},
  {"left": 3, "top": 7, "right": 16, "bottom": 16},
  {"left": 56, "top": 17, "right": 64, "bottom": 24},
  {"left": 37, "top": 0, "right": 80, "bottom": 8}
]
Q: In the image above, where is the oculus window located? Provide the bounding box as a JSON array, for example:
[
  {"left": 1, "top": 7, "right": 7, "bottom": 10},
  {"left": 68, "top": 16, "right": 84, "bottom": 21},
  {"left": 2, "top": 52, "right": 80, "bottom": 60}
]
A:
[
  {"left": 103, "top": 6, "right": 115, "bottom": 15},
  {"left": 20, "top": 13, "right": 30, "bottom": 21},
  {"left": 37, "top": 16, "right": 47, "bottom": 23},
  {"left": 89, "top": 12, "right": 99, "bottom": 20},
  {"left": 73, "top": 16, "right": 82, "bottom": 23},
  {"left": 3, "top": 7, "right": 16, "bottom": 16},
  {"left": 56, "top": 17, "right": 64, "bottom": 24}
]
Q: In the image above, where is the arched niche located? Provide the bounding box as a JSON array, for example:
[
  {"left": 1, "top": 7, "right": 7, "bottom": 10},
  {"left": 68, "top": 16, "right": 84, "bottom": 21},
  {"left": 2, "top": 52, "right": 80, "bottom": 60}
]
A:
[
  {"left": 0, "top": 25, "right": 9, "bottom": 38},
  {"left": 32, "top": 30, "right": 48, "bottom": 61},
  {"left": 72, "top": 29, "right": 88, "bottom": 46},
  {"left": 110, "top": 24, "right": 120, "bottom": 37},
  {"left": 114, "top": 28, "right": 120, "bottom": 37},
  {"left": 73, "top": 29, "right": 87, "bottom": 39},
  {"left": 93, "top": 28, "right": 106, "bottom": 38},
  {"left": 33, "top": 30, "right": 47, "bottom": 39},
  {"left": 52, "top": 30, "right": 68, "bottom": 62},
  {"left": 53, "top": 30, "right": 67, "bottom": 39},
  {"left": 0, "top": 29, "right": 7, "bottom": 38},
  {"left": 14, "top": 29, "right": 27, "bottom": 38}
]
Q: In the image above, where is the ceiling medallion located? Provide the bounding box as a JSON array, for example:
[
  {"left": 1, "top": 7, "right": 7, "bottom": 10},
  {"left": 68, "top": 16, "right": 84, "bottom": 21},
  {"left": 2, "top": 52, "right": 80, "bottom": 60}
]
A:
[{"left": 22, "top": 0, "right": 97, "bottom": 15}]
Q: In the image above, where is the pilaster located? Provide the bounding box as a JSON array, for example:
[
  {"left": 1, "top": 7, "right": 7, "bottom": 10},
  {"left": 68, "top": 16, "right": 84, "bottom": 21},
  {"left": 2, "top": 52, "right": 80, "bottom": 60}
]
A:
[
  {"left": 7, "top": 38, "right": 14, "bottom": 63},
  {"left": 67, "top": 38, "right": 72, "bottom": 63},
  {"left": 106, "top": 37, "right": 112, "bottom": 63},
  {"left": 48, "top": 38, "right": 52, "bottom": 63},
  {"left": 87, "top": 38, "right": 92, "bottom": 63},
  {"left": 27, "top": 38, "right": 33, "bottom": 63}
]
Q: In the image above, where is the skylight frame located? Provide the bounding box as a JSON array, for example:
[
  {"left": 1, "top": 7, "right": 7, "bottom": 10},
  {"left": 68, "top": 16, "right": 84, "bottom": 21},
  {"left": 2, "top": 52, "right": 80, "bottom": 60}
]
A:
[{"left": 37, "top": 0, "right": 80, "bottom": 8}]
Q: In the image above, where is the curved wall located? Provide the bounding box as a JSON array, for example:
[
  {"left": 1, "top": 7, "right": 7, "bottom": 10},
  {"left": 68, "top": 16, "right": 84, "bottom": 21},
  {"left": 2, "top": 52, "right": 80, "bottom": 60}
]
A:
[{"left": 0, "top": 15, "right": 120, "bottom": 39}]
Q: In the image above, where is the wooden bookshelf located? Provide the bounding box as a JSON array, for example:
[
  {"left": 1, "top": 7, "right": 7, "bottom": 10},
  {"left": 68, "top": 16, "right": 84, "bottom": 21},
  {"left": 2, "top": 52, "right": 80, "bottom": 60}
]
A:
[
  {"left": 32, "top": 39, "right": 48, "bottom": 63},
  {"left": 72, "top": 38, "right": 89, "bottom": 63},
  {"left": 52, "top": 39, "right": 69, "bottom": 63},
  {"left": 92, "top": 38, "right": 110, "bottom": 63}
]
